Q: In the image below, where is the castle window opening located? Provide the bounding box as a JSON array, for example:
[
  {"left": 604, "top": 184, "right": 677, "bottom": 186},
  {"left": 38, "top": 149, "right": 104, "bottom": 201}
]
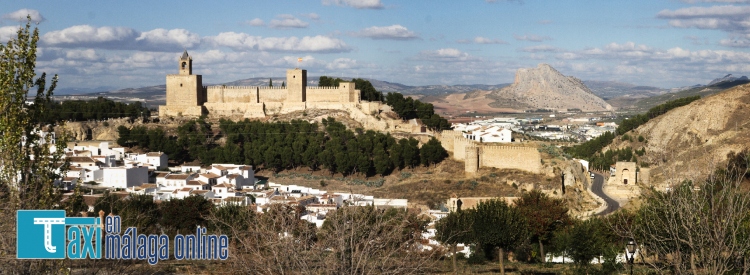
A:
[{"left": 181, "top": 62, "right": 186, "bottom": 69}]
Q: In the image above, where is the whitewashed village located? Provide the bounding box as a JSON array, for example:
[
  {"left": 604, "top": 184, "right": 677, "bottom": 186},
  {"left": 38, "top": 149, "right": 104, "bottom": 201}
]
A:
[{"left": 55, "top": 140, "right": 411, "bottom": 225}]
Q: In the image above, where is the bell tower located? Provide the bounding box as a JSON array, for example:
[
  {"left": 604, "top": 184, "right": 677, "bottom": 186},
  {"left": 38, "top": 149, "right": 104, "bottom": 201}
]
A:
[{"left": 179, "top": 50, "right": 192, "bottom": 75}]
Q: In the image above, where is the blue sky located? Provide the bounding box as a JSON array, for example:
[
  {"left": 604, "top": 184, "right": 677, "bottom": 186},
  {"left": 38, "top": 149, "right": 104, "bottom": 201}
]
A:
[{"left": 2, "top": 0, "right": 750, "bottom": 90}]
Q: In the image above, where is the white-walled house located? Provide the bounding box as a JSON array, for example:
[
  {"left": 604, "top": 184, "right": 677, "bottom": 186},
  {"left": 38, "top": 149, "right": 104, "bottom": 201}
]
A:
[
  {"left": 101, "top": 166, "right": 148, "bottom": 189},
  {"left": 136, "top": 152, "right": 168, "bottom": 170},
  {"left": 186, "top": 180, "right": 210, "bottom": 191},
  {"left": 67, "top": 156, "right": 100, "bottom": 168},
  {"left": 464, "top": 126, "right": 512, "bottom": 143},
  {"left": 181, "top": 165, "right": 202, "bottom": 173},
  {"left": 91, "top": 155, "right": 117, "bottom": 167},
  {"left": 211, "top": 183, "right": 235, "bottom": 198},
  {"left": 218, "top": 174, "right": 244, "bottom": 189},
  {"left": 198, "top": 173, "right": 221, "bottom": 186},
  {"left": 211, "top": 164, "right": 255, "bottom": 187},
  {"left": 163, "top": 173, "right": 196, "bottom": 189}
]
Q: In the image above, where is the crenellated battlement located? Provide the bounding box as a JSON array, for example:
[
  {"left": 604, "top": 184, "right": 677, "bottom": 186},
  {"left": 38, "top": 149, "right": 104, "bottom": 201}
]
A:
[
  {"left": 480, "top": 145, "right": 537, "bottom": 151},
  {"left": 206, "top": 86, "right": 287, "bottom": 90},
  {"left": 160, "top": 51, "right": 369, "bottom": 120},
  {"left": 308, "top": 86, "right": 346, "bottom": 90},
  {"left": 435, "top": 130, "right": 541, "bottom": 174}
]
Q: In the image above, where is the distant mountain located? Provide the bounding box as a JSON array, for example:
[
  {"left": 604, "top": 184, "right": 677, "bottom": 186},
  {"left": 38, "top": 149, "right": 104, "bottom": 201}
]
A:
[
  {"left": 490, "top": 64, "right": 612, "bottom": 112},
  {"left": 707, "top": 74, "right": 749, "bottom": 86},
  {"left": 583, "top": 80, "right": 665, "bottom": 99},
  {"left": 622, "top": 74, "right": 750, "bottom": 112},
  {"left": 67, "top": 76, "right": 508, "bottom": 106},
  {"left": 54, "top": 86, "right": 118, "bottom": 95}
]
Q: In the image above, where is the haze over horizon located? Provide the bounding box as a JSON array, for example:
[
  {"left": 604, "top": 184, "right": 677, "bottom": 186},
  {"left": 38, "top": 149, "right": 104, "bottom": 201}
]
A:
[{"left": 2, "top": 0, "right": 750, "bottom": 91}]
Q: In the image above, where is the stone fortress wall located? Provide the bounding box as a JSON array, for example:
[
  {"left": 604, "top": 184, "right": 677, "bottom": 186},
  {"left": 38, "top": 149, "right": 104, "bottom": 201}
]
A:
[
  {"left": 159, "top": 51, "right": 377, "bottom": 119},
  {"left": 436, "top": 131, "right": 541, "bottom": 174}
]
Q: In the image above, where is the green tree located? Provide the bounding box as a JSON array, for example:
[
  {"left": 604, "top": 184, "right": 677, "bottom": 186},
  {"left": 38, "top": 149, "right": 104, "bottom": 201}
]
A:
[
  {"left": 567, "top": 218, "right": 606, "bottom": 270},
  {"left": 420, "top": 137, "right": 448, "bottom": 167},
  {"left": 159, "top": 196, "right": 213, "bottom": 234},
  {"left": 471, "top": 199, "right": 528, "bottom": 275},
  {"left": 515, "top": 190, "right": 571, "bottom": 263},
  {"left": 0, "top": 18, "right": 65, "bottom": 212},
  {"left": 436, "top": 211, "right": 474, "bottom": 274},
  {"left": 117, "top": 194, "right": 160, "bottom": 234},
  {"left": 63, "top": 186, "right": 88, "bottom": 216},
  {"left": 269, "top": 78, "right": 273, "bottom": 87}
]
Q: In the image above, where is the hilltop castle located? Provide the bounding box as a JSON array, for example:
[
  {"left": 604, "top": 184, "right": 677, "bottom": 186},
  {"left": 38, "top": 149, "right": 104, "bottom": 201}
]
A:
[{"left": 159, "top": 50, "right": 381, "bottom": 118}]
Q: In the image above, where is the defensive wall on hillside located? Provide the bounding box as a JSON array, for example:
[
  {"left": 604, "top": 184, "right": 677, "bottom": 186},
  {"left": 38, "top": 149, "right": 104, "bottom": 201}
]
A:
[
  {"left": 436, "top": 131, "right": 541, "bottom": 174},
  {"left": 159, "top": 51, "right": 377, "bottom": 119}
]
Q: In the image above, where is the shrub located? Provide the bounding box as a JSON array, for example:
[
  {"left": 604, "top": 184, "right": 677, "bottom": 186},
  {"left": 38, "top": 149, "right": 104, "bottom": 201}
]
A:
[{"left": 638, "top": 135, "right": 645, "bottom": 142}]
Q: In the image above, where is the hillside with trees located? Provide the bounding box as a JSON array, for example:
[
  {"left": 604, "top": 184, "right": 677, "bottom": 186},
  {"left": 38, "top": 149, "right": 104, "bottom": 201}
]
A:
[
  {"left": 385, "top": 92, "right": 450, "bottom": 131},
  {"left": 37, "top": 97, "right": 150, "bottom": 123},
  {"left": 117, "top": 117, "right": 448, "bottom": 177},
  {"left": 565, "top": 95, "right": 702, "bottom": 170}
]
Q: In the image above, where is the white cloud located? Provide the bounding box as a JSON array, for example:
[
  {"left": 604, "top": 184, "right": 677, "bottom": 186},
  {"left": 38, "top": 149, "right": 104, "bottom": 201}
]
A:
[
  {"left": 658, "top": 5, "right": 750, "bottom": 35},
  {"left": 457, "top": 36, "right": 508, "bottom": 44},
  {"left": 417, "top": 48, "right": 472, "bottom": 62},
  {"left": 513, "top": 34, "right": 553, "bottom": 42},
  {"left": 604, "top": 42, "right": 652, "bottom": 52},
  {"left": 136, "top": 28, "right": 201, "bottom": 48},
  {"left": 2, "top": 9, "right": 45, "bottom": 23},
  {"left": 246, "top": 18, "right": 265, "bottom": 26},
  {"left": 520, "top": 45, "right": 561, "bottom": 53},
  {"left": 720, "top": 38, "right": 750, "bottom": 47},
  {"left": 269, "top": 14, "right": 309, "bottom": 29},
  {"left": 65, "top": 49, "right": 102, "bottom": 61},
  {"left": 658, "top": 5, "right": 750, "bottom": 47},
  {"left": 475, "top": 36, "right": 507, "bottom": 44},
  {"left": 658, "top": 5, "right": 750, "bottom": 18},
  {"left": 42, "top": 25, "right": 139, "bottom": 47},
  {"left": 352, "top": 25, "right": 419, "bottom": 40},
  {"left": 680, "top": 0, "right": 750, "bottom": 3},
  {"left": 326, "top": 58, "right": 360, "bottom": 70},
  {"left": 210, "top": 32, "right": 351, "bottom": 53},
  {"left": 42, "top": 25, "right": 201, "bottom": 51},
  {"left": 0, "top": 26, "right": 18, "bottom": 42},
  {"left": 322, "top": 0, "right": 383, "bottom": 9},
  {"left": 304, "top": 13, "right": 321, "bottom": 20}
]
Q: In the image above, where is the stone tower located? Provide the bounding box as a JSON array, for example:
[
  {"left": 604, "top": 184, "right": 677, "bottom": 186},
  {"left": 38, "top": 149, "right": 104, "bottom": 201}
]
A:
[
  {"left": 159, "top": 50, "right": 205, "bottom": 117},
  {"left": 286, "top": 69, "right": 307, "bottom": 102},
  {"left": 465, "top": 146, "right": 479, "bottom": 174}
]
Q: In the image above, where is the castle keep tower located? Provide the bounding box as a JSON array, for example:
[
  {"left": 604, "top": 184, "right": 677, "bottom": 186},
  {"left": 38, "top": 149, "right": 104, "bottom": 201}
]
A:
[{"left": 159, "top": 50, "right": 206, "bottom": 117}]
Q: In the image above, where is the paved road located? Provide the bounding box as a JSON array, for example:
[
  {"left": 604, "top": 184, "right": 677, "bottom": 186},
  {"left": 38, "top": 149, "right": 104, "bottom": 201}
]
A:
[{"left": 590, "top": 172, "right": 620, "bottom": 215}]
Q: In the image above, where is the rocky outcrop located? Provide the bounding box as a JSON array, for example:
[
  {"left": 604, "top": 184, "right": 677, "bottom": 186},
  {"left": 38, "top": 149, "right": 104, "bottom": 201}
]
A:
[{"left": 492, "top": 64, "right": 612, "bottom": 112}]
